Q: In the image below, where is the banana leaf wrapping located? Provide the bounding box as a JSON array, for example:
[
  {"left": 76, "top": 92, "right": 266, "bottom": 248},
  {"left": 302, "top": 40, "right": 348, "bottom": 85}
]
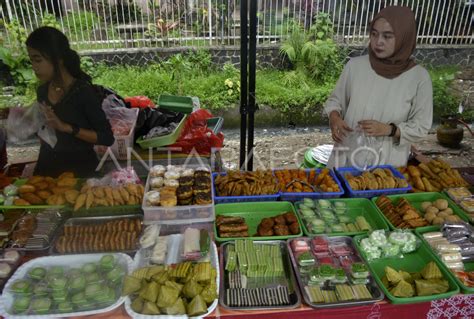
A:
[
  {"left": 385, "top": 266, "right": 403, "bottom": 284},
  {"left": 420, "top": 262, "right": 443, "bottom": 280},
  {"left": 157, "top": 284, "right": 180, "bottom": 308},
  {"left": 389, "top": 280, "right": 415, "bottom": 297},
  {"left": 163, "top": 298, "right": 187, "bottom": 315},
  {"left": 187, "top": 294, "right": 207, "bottom": 317},
  {"left": 415, "top": 279, "right": 449, "bottom": 296}
]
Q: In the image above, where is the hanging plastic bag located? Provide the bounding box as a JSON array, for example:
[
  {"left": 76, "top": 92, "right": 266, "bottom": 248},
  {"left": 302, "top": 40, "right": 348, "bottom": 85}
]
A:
[
  {"left": 102, "top": 95, "right": 139, "bottom": 136},
  {"left": 6, "top": 103, "right": 57, "bottom": 148},
  {"left": 170, "top": 109, "right": 224, "bottom": 155},
  {"left": 342, "top": 126, "right": 382, "bottom": 171}
]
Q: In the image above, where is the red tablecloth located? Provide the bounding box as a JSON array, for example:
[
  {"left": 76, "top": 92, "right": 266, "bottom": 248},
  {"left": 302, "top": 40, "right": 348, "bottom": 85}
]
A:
[{"left": 68, "top": 294, "right": 473, "bottom": 319}]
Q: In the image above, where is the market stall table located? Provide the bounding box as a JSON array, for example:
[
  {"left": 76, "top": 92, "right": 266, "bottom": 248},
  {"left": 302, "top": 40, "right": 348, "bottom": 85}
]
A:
[{"left": 62, "top": 295, "right": 473, "bottom": 319}]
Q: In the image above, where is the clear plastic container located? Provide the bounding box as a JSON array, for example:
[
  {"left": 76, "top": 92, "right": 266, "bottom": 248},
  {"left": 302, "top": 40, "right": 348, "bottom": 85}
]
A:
[
  {"left": 446, "top": 187, "right": 472, "bottom": 203},
  {"left": 142, "top": 165, "right": 215, "bottom": 224},
  {"left": 459, "top": 198, "right": 474, "bottom": 213}
]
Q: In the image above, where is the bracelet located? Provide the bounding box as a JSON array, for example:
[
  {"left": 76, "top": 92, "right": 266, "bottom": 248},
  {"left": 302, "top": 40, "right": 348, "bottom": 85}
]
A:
[{"left": 388, "top": 123, "right": 397, "bottom": 137}]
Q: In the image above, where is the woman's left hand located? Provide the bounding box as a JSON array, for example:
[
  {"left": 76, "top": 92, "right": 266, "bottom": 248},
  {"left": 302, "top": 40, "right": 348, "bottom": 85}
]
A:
[
  {"left": 358, "top": 120, "right": 391, "bottom": 136},
  {"left": 41, "top": 104, "right": 69, "bottom": 133}
]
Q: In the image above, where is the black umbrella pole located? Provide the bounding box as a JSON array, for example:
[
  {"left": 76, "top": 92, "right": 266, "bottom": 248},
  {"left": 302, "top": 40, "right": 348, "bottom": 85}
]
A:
[
  {"left": 239, "top": 0, "right": 249, "bottom": 170},
  {"left": 247, "top": 0, "right": 258, "bottom": 171}
]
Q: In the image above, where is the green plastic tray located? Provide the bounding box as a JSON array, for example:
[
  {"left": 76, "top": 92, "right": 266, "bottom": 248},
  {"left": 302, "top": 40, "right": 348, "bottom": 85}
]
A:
[
  {"left": 295, "top": 198, "right": 389, "bottom": 237},
  {"left": 353, "top": 233, "right": 460, "bottom": 304},
  {"left": 136, "top": 114, "right": 187, "bottom": 149},
  {"left": 372, "top": 192, "right": 469, "bottom": 232},
  {"left": 214, "top": 201, "right": 303, "bottom": 242},
  {"left": 0, "top": 179, "right": 65, "bottom": 210},
  {"left": 158, "top": 94, "right": 194, "bottom": 114},
  {"left": 415, "top": 226, "right": 474, "bottom": 294}
]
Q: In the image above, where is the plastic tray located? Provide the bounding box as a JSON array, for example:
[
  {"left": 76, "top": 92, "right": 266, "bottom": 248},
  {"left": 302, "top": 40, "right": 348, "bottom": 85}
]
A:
[
  {"left": 415, "top": 226, "right": 474, "bottom": 294},
  {"left": 287, "top": 236, "right": 384, "bottom": 308},
  {"left": 70, "top": 204, "right": 143, "bottom": 217},
  {"left": 353, "top": 234, "right": 460, "bottom": 304},
  {"left": 125, "top": 240, "right": 219, "bottom": 319},
  {"left": 212, "top": 172, "right": 280, "bottom": 204},
  {"left": 371, "top": 192, "right": 470, "bottom": 231},
  {"left": 276, "top": 169, "right": 344, "bottom": 201},
  {"left": 49, "top": 214, "right": 143, "bottom": 255},
  {"left": 136, "top": 113, "right": 187, "bottom": 149},
  {"left": 158, "top": 94, "right": 194, "bottom": 114},
  {"left": 335, "top": 165, "right": 412, "bottom": 198},
  {"left": 142, "top": 165, "right": 215, "bottom": 224},
  {"left": 0, "top": 253, "right": 133, "bottom": 318},
  {"left": 219, "top": 240, "right": 301, "bottom": 310},
  {"left": 214, "top": 201, "right": 302, "bottom": 242},
  {"left": 295, "top": 198, "right": 389, "bottom": 237}
]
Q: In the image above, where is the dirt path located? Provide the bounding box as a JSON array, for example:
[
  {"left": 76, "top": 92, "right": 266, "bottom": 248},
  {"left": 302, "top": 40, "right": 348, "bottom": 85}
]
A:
[{"left": 6, "top": 127, "right": 473, "bottom": 170}]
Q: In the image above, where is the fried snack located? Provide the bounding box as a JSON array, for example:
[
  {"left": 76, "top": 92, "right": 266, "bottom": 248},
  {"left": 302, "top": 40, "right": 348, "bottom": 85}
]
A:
[
  {"left": 218, "top": 224, "right": 249, "bottom": 233},
  {"left": 86, "top": 191, "right": 95, "bottom": 209},
  {"left": 18, "top": 184, "right": 36, "bottom": 194},
  {"left": 257, "top": 226, "right": 274, "bottom": 237},
  {"left": 274, "top": 168, "right": 340, "bottom": 193},
  {"left": 34, "top": 182, "right": 49, "bottom": 190},
  {"left": 58, "top": 172, "right": 74, "bottom": 180},
  {"left": 74, "top": 193, "right": 87, "bottom": 211},
  {"left": 37, "top": 190, "right": 52, "bottom": 200},
  {"left": 345, "top": 169, "right": 407, "bottom": 191},
  {"left": 57, "top": 177, "right": 77, "bottom": 187},
  {"left": 216, "top": 216, "right": 245, "bottom": 226},
  {"left": 274, "top": 225, "right": 290, "bottom": 236},
  {"left": 20, "top": 193, "right": 44, "bottom": 205},
  {"left": 64, "top": 189, "right": 79, "bottom": 204},
  {"left": 93, "top": 186, "right": 105, "bottom": 198},
  {"left": 375, "top": 195, "right": 428, "bottom": 228},
  {"left": 398, "top": 159, "right": 469, "bottom": 192},
  {"left": 220, "top": 231, "right": 249, "bottom": 238},
  {"left": 27, "top": 176, "right": 45, "bottom": 185},
  {"left": 54, "top": 218, "right": 142, "bottom": 253},
  {"left": 46, "top": 194, "right": 66, "bottom": 206},
  {"left": 14, "top": 198, "right": 31, "bottom": 206},
  {"left": 214, "top": 170, "right": 279, "bottom": 196},
  {"left": 51, "top": 186, "right": 71, "bottom": 195}
]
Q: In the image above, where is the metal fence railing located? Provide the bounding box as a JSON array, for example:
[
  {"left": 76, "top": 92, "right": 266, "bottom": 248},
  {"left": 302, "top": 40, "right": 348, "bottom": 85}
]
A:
[{"left": 1, "top": 0, "right": 472, "bottom": 52}]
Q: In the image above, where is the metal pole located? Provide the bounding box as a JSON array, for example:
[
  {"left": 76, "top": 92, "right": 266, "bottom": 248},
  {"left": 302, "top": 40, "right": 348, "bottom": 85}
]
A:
[
  {"left": 239, "top": 0, "right": 248, "bottom": 170},
  {"left": 208, "top": 0, "right": 213, "bottom": 44},
  {"left": 5, "top": 0, "right": 13, "bottom": 21},
  {"left": 247, "top": 0, "right": 258, "bottom": 171}
]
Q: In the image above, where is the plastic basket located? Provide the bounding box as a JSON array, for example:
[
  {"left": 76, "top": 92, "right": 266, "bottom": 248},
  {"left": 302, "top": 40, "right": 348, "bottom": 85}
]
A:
[
  {"left": 353, "top": 233, "right": 460, "bottom": 304},
  {"left": 94, "top": 108, "right": 139, "bottom": 161},
  {"left": 158, "top": 94, "right": 194, "bottom": 113},
  {"left": 295, "top": 198, "right": 389, "bottom": 237},
  {"left": 276, "top": 168, "right": 344, "bottom": 201},
  {"left": 214, "top": 201, "right": 302, "bottom": 242},
  {"left": 415, "top": 226, "right": 474, "bottom": 294},
  {"left": 212, "top": 172, "right": 280, "bottom": 204},
  {"left": 371, "top": 192, "right": 470, "bottom": 231},
  {"left": 136, "top": 114, "right": 187, "bottom": 149},
  {"left": 336, "top": 165, "right": 412, "bottom": 198}
]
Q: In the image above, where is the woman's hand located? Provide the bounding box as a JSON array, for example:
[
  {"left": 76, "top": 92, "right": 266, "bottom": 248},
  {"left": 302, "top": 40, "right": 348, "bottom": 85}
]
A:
[
  {"left": 329, "top": 111, "right": 353, "bottom": 143},
  {"left": 41, "top": 104, "right": 70, "bottom": 133},
  {"left": 358, "top": 120, "right": 391, "bottom": 136}
]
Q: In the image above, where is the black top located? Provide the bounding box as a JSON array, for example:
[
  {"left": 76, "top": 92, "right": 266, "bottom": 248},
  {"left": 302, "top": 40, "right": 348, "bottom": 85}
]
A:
[{"left": 34, "top": 79, "right": 114, "bottom": 177}]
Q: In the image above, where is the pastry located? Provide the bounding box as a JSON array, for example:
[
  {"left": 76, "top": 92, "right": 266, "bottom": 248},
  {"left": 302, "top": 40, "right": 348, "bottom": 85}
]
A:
[
  {"left": 145, "top": 191, "right": 160, "bottom": 206},
  {"left": 164, "top": 179, "right": 179, "bottom": 188},
  {"left": 195, "top": 166, "right": 210, "bottom": 173},
  {"left": 178, "top": 176, "right": 194, "bottom": 187},
  {"left": 176, "top": 186, "right": 193, "bottom": 200},
  {"left": 0, "top": 262, "right": 11, "bottom": 278},
  {"left": 194, "top": 175, "right": 210, "bottom": 186},
  {"left": 150, "top": 165, "right": 166, "bottom": 177},
  {"left": 193, "top": 184, "right": 210, "bottom": 194},
  {"left": 150, "top": 177, "right": 164, "bottom": 189},
  {"left": 140, "top": 224, "right": 160, "bottom": 249},
  {"left": 160, "top": 194, "right": 177, "bottom": 207},
  {"left": 181, "top": 169, "right": 195, "bottom": 177},
  {"left": 3, "top": 250, "right": 20, "bottom": 264},
  {"left": 160, "top": 186, "right": 177, "bottom": 196},
  {"left": 178, "top": 198, "right": 193, "bottom": 206},
  {"left": 194, "top": 192, "right": 212, "bottom": 205},
  {"left": 164, "top": 171, "right": 180, "bottom": 180}
]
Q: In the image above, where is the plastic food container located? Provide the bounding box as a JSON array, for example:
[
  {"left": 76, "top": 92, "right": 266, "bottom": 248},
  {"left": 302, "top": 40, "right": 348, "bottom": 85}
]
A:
[
  {"left": 214, "top": 201, "right": 303, "bottom": 242},
  {"left": 136, "top": 113, "right": 187, "bottom": 149},
  {"left": 142, "top": 165, "right": 215, "bottom": 224},
  {"left": 158, "top": 94, "right": 194, "bottom": 114},
  {"left": 353, "top": 233, "right": 460, "bottom": 304},
  {"left": 445, "top": 187, "right": 472, "bottom": 203},
  {"left": 336, "top": 165, "right": 412, "bottom": 198},
  {"left": 276, "top": 169, "right": 344, "bottom": 201}
]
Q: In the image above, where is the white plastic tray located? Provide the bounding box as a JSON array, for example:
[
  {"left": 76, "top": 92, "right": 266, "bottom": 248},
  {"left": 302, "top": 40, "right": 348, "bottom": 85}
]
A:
[
  {"left": 0, "top": 253, "right": 133, "bottom": 319},
  {"left": 125, "top": 241, "right": 220, "bottom": 319}
]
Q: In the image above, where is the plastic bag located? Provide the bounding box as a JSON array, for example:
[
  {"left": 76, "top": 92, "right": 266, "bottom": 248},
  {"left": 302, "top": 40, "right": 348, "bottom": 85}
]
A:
[
  {"left": 6, "top": 103, "right": 57, "bottom": 148},
  {"left": 102, "top": 95, "right": 138, "bottom": 136},
  {"left": 342, "top": 126, "right": 382, "bottom": 170},
  {"left": 170, "top": 109, "right": 224, "bottom": 155},
  {"left": 85, "top": 167, "right": 141, "bottom": 188}
]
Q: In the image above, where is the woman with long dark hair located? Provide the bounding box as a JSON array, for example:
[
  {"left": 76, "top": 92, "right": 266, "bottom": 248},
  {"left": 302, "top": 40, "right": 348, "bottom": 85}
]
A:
[{"left": 26, "top": 26, "right": 114, "bottom": 177}]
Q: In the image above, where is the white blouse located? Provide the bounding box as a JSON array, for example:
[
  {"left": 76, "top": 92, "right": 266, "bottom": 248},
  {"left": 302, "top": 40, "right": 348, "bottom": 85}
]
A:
[{"left": 324, "top": 55, "right": 433, "bottom": 168}]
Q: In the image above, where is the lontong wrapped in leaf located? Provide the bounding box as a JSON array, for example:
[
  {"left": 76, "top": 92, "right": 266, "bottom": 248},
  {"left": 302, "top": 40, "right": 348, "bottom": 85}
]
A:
[
  {"left": 389, "top": 280, "right": 415, "bottom": 297},
  {"left": 415, "top": 279, "right": 449, "bottom": 296},
  {"left": 157, "top": 284, "right": 180, "bottom": 308},
  {"left": 187, "top": 294, "right": 207, "bottom": 317},
  {"left": 183, "top": 279, "right": 204, "bottom": 299},
  {"left": 162, "top": 298, "right": 187, "bottom": 315},
  {"left": 122, "top": 275, "right": 142, "bottom": 296}
]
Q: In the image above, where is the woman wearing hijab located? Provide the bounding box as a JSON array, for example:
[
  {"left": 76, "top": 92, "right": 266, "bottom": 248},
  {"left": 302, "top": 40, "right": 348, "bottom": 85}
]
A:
[{"left": 324, "top": 6, "right": 433, "bottom": 168}]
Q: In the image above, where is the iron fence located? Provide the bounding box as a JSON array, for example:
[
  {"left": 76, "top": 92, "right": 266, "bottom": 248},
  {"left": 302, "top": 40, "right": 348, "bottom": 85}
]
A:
[{"left": 1, "top": 0, "right": 472, "bottom": 51}]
